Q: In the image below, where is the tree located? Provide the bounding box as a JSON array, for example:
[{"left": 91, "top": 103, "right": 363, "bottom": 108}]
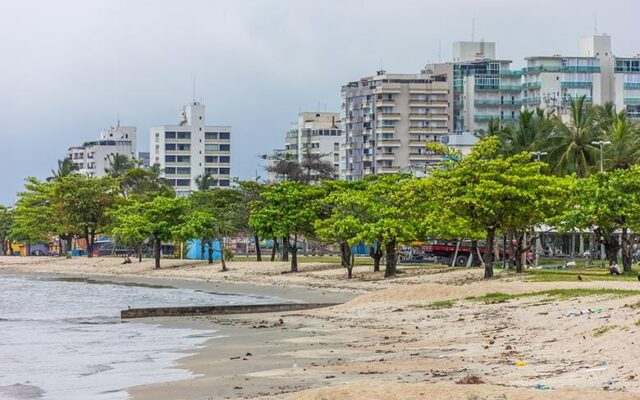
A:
[
  {"left": 544, "top": 95, "right": 599, "bottom": 177},
  {"left": 111, "top": 196, "right": 186, "bottom": 269},
  {"left": 105, "top": 154, "right": 135, "bottom": 177},
  {"left": 604, "top": 110, "right": 640, "bottom": 170},
  {"left": 249, "top": 182, "right": 322, "bottom": 272},
  {"left": 120, "top": 163, "right": 174, "bottom": 200},
  {"left": 179, "top": 189, "right": 241, "bottom": 270},
  {"left": 264, "top": 150, "right": 336, "bottom": 184},
  {"left": 52, "top": 175, "right": 119, "bottom": 258},
  {"left": 235, "top": 180, "right": 265, "bottom": 262},
  {"left": 11, "top": 178, "right": 56, "bottom": 255},
  {"left": 0, "top": 206, "right": 14, "bottom": 256},
  {"left": 48, "top": 157, "right": 78, "bottom": 181},
  {"left": 195, "top": 171, "right": 216, "bottom": 192},
  {"left": 554, "top": 168, "right": 640, "bottom": 272}
]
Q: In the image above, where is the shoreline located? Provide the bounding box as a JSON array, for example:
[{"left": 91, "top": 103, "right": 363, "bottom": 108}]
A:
[{"left": 6, "top": 256, "right": 640, "bottom": 399}]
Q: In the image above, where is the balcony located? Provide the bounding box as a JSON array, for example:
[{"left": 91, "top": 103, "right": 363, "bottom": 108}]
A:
[
  {"left": 409, "top": 99, "right": 448, "bottom": 107},
  {"left": 378, "top": 166, "right": 400, "bottom": 174},
  {"left": 522, "top": 97, "right": 541, "bottom": 105},
  {"left": 524, "top": 65, "right": 601, "bottom": 74},
  {"left": 523, "top": 82, "right": 542, "bottom": 89},
  {"left": 376, "top": 126, "right": 396, "bottom": 134},
  {"left": 374, "top": 84, "right": 402, "bottom": 94},
  {"left": 624, "top": 98, "right": 640, "bottom": 104},
  {"left": 474, "top": 115, "right": 519, "bottom": 122},
  {"left": 376, "top": 138, "right": 402, "bottom": 147},
  {"left": 561, "top": 81, "right": 592, "bottom": 88},
  {"left": 377, "top": 152, "right": 396, "bottom": 161},
  {"left": 409, "top": 153, "right": 440, "bottom": 161},
  {"left": 376, "top": 99, "right": 395, "bottom": 107},
  {"left": 476, "top": 84, "right": 522, "bottom": 92},
  {"left": 378, "top": 112, "right": 402, "bottom": 120},
  {"left": 409, "top": 140, "right": 427, "bottom": 147},
  {"left": 624, "top": 82, "right": 640, "bottom": 89},
  {"left": 409, "top": 113, "right": 429, "bottom": 120},
  {"left": 474, "top": 99, "right": 523, "bottom": 106}
]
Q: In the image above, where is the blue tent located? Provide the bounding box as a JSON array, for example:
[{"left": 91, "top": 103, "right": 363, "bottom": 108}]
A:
[{"left": 186, "top": 239, "right": 222, "bottom": 260}]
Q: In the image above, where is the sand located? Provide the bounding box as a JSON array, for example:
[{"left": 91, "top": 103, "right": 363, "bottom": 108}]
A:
[{"left": 4, "top": 255, "right": 640, "bottom": 399}]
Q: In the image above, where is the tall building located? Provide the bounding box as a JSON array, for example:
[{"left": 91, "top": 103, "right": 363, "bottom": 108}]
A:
[
  {"left": 67, "top": 122, "right": 137, "bottom": 177},
  {"left": 431, "top": 41, "right": 522, "bottom": 134},
  {"left": 285, "top": 112, "right": 341, "bottom": 177},
  {"left": 522, "top": 34, "right": 639, "bottom": 119},
  {"left": 150, "top": 102, "right": 231, "bottom": 196},
  {"left": 340, "top": 66, "right": 453, "bottom": 180}
]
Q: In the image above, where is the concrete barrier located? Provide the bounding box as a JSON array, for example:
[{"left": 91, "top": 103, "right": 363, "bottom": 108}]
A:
[{"left": 120, "top": 302, "right": 340, "bottom": 319}]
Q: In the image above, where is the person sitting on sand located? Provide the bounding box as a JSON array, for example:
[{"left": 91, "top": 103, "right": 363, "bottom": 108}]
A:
[
  {"left": 122, "top": 255, "right": 132, "bottom": 265},
  {"left": 609, "top": 262, "right": 621, "bottom": 276}
]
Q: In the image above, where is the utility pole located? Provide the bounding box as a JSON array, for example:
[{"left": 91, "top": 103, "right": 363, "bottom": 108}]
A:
[{"left": 591, "top": 140, "right": 611, "bottom": 173}]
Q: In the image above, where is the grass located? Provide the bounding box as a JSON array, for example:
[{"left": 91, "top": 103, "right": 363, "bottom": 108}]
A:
[
  {"left": 466, "top": 288, "right": 640, "bottom": 304},
  {"left": 424, "top": 300, "right": 456, "bottom": 309},
  {"left": 524, "top": 267, "right": 640, "bottom": 282},
  {"left": 593, "top": 325, "right": 618, "bottom": 337}
]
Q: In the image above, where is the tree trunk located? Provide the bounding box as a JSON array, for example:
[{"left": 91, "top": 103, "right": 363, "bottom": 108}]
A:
[
  {"left": 340, "top": 241, "right": 352, "bottom": 279},
  {"left": 138, "top": 242, "right": 143, "bottom": 262},
  {"left": 470, "top": 240, "right": 482, "bottom": 267},
  {"left": 207, "top": 239, "right": 214, "bottom": 264},
  {"left": 514, "top": 232, "right": 525, "bottom": 274},
  {"left": 153, "top": 237, "right": 161, "bottom": 269},
  {"left": 254, "top": 235, "right": 262, "bottom": 262},
  {"left": 370, "top": 242, "right": 383, "bottom": 272},
  {"left": 270, "top": 237, "right": 278, "bottom": 261},
  {"left": 58, "top": 236, "right": 64, "bottom": 257},
  {"left": 290, "top": 234, "right": 298, "bottom": 272},
  {"left": 281, "top": 236, "right": 289, "bottom": 261},
  {"left": 621, "top": 227, "right": 633, "bottom": 273},
  {"left": 220, "top": 238, "right": 227, "bottom": 271},
  {"left": 598, "top": 229, "right": 619, "bottom": 266},
  {"left": 66, "top": 237, "right": 73, "bottom": 258},
  {"left": 484, "top": 228, "right": 496, "bottom": 279},
  {"left": 384, "top": 237, "right": 397, "bottom": 278},
  {"left": 201, "top": 238, "right": 206, "bottom": 260},
  {"left": 84, "top": 228, "right": 93, "bottom": 258}
]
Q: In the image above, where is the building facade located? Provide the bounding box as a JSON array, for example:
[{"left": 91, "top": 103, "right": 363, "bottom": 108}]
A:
[
  {"left": 284, "top": 112, "right": 341, "bottom": 178},
  {"left": 67, "top": 123, "right": 137, "bottom": 177},
  {"left": 150, "top": 102, "right": 231, "bottom": 195},
  {"left": 340, "top": 67, "right": 453, "bottom": 180}
]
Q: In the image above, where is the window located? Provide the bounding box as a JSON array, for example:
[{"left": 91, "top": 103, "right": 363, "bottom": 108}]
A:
[
  {"left": 176, "top": 167, "right": 191, "bottom": 174},
  {"left": 176, "top": 179, "right": 190, "bottom": 186},
  {"left": 219, "top": 132, "right": 230, "bottom": 140},
  {"left": 165, "top": 167, "right": 176, "bottom": 174},
  {"left": 205, "top": 156, "right": 218, "bottom": 163},
  {"left": 177, "top": 132, "right": 191, "bottom": 139},
  {"left": 205, "top": 132, "right": 218, "bottom": 140},
  {"left": 219, "top": 179, "right": 230, "bottom": 187},
  {"left": 165, "top": 132, "right": 176, "bottom": 139},
  {"left": 205, "top": 144, "right": 219, "bottom": 151},
  {"left": 219, "top": 156, "right": 230, "bottom": 163},
  {"left": 219, "top": 168, "right": 230, "bottom": 175},
  {"left": 176, "top": 144, "right": 190, "bottom": 151},
  {"left": 165, "top": 143, "right": 176, "bottom": 150},
  {"left": 165, "top": 155, "right": 176, "bottom": 162},
  {"left": 176, "top": 155, "right": 190, "bottom": 163},
  {"left": 205, "top": 167, "right": 218, "bottom": 174}
]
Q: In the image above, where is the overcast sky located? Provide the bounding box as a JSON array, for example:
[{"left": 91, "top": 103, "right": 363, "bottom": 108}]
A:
[{"left": 1, "top": 0, "right": 638, "bottom": 204}]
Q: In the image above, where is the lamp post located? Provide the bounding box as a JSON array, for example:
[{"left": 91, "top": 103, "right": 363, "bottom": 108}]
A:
[{"left": 591, "top": 140, "right": 611, "bottom": 173}]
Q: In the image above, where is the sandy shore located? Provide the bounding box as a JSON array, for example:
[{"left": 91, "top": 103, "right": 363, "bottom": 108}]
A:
[{"left": 4, "top": 256, "right": 640, "bottom": 399}]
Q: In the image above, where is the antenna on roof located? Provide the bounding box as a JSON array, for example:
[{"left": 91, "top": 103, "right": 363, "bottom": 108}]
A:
[
  {"left": 192, "top": 76, "right": 196, "bottom": 102},
  {"left": 594, "top": 14, "right": 598, "bottom": 35},
  {"left": 438, "top": 40, "right": 442, "bottom": 62},
  {"left": 117, "top": 112, "right": 120, "bottom": 128},
  {"left": 471, "top": 17, "right": 475, "bottom": 41}
]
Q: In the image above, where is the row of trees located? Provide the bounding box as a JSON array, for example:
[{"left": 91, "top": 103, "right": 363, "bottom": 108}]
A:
[{"left": 2, "top": 97, "right": 640, "bottom": 279}]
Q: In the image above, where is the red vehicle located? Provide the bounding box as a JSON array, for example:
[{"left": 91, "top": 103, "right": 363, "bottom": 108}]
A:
[{"left": 400, "top": 239, "right": 531, "bottom": 266}]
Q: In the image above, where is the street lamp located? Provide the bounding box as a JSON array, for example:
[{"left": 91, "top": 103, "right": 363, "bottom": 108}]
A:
[
  {"left": 530, "top": 151, "right": 548, "bottom": 162},
  {"left": 591, "top": 140, "right": 611, "bottom": 173}
]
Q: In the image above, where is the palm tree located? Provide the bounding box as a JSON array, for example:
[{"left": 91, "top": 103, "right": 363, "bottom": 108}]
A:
[
  {"left": 543, "top": 95, "right": 599, "bottom": 177},
  {"left": 195, "top": 172, "right": 216, "bottom": 191},
  {"left": 604, "top": 109, "right": 640, "bottom": 170},
  {"left": 105, "top": 154, "right": 134, "bottom": 177},
  {"left": 120, "top": 163, "right": 173, "bottom": 199},
  {"left": 48, "top": 157, "right": 78, "bottom": 181}
]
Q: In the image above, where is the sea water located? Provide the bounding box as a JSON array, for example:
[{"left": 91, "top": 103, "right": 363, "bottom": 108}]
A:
[{"left": 0, "top": 274, "right": 276, "bottom": 399}]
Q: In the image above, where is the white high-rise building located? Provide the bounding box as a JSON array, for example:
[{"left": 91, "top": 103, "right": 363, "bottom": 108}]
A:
[
  {"left": 67, "top": 122, "right": 137, "bottom": 177},
  {"left": 150, "top": 102, "right": 231, "bottom": 196}
]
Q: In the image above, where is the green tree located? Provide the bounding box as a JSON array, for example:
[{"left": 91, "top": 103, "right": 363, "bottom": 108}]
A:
[
  {"left": 48, "top": 157, "right": 78, "bottom": 181},
  {"left": 120, "top": 163, "right": 174, "bottom": 200},
  {"left": 111, "top": 196, "right": 186, "bottom": 269},
  {"left": 52, "top": 175, "right": 119, "bottom": 258},
  {"left": 235, "top": 180, "right": 265, "bottom": 262},
  {"left": 0, "top": 206, "right": 14, "bottom": 256},
  {"left": 604, "top": 109, "right": 640, "bottom": 170},
  {"left": 544, "top": 95, "right": 599, "bottom": 177},
  {"left": 195, "top": 172, "right": 216, "bottom": 192},
  {"left": 105, "top": 154, "right": 135, "bottom": 177},
  {"left": 11, "top": 178, "right": 56, "bottom": 255},
  {"left": 249, "top": 181, "right": 322, "bottom": 272}
]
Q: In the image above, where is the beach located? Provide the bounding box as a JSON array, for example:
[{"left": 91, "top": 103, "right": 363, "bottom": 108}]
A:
[{"left": 3, "top": 256, "right": 640, "bottom": 399}]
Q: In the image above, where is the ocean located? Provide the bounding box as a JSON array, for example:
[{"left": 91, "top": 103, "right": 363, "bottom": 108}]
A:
[{"left": 0, "top": 274, "right": 276, "bottom": 399}]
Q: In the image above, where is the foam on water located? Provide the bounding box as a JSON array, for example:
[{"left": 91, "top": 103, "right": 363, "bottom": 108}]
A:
[{"left": 0, "top": 274, "right": 276, "bottom": 399}]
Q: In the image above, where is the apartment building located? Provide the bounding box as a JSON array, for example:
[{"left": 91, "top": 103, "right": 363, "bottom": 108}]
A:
[
  {"left": 150, "top": 102, "right": 231, "bottom": 196},
  {"left": 285, "top": 112, "right": 341, "bottom": 177},
  {"left": 67, "top": 122, "right": 137, "bottom": 177},
  {"left": 522, "top": 34, "right": 639, "bottom": 119},
  {"left": 340, "top": 66, "right": 453, "bottom": 180}
]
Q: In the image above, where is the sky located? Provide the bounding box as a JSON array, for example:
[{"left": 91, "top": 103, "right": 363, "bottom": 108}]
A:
[{"left": 0, "top": 0, "right": 639, "bottom": 205}]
